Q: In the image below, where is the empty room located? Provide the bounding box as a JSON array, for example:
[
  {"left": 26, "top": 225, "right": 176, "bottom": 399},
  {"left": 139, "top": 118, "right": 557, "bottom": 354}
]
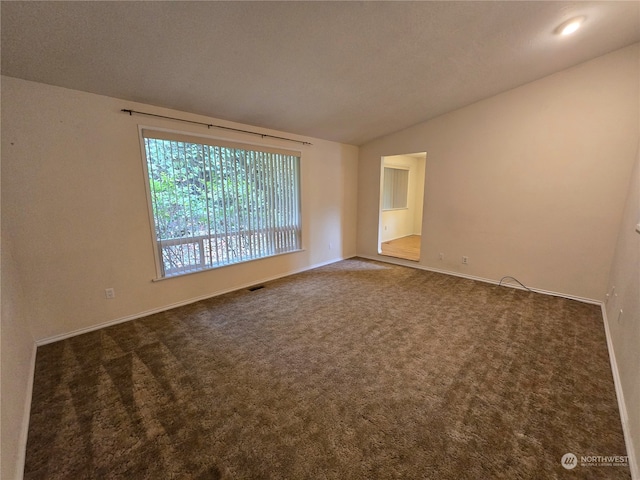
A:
[{"left": 1, "top": 2, "right": 639, "bottom": 479}]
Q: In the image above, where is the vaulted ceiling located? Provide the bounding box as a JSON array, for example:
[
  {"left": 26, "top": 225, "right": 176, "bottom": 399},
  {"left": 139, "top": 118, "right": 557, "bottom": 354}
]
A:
[{"left": 2, "top": 1, "right": 639, "bottom": 145}]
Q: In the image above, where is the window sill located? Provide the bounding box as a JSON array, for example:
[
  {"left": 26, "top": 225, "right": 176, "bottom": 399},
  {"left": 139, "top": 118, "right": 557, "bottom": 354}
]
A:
[{"left": 151, "top": 248, "right": 305, "bottom": 282}]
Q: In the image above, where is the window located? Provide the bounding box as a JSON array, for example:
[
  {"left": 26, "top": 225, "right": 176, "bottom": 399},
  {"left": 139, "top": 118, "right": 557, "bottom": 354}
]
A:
[
  {"left": 141, "top": 129, "right": 302, "bottom": 278},
  {"left": 382, "top": 167, "right": 409, "bottom": 210}
]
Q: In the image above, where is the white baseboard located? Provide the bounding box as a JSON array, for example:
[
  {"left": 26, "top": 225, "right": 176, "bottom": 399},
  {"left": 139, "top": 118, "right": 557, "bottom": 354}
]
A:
[
  {"left": 23, "top": 255, "right": 635, "bottom": 478},
  {"left": 358, "top": 254, "right": 601, "bottom": 305},
  {"left": 36, "top": 256, "right": 350, "bottom": 346},
  {"left": 601, "top": 304, "right": 639, "bottom": 480},
  {"left": 24, "top": 256, "right": 352, "bottom": 479},
  {"left": 363, "top": 254, "right": 636, "bottom": 477}
]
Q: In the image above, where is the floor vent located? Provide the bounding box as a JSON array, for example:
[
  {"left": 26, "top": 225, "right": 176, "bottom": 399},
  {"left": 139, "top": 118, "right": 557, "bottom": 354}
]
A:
[{"left": 248, "top": 285, "right": 265, "bottom": 292}]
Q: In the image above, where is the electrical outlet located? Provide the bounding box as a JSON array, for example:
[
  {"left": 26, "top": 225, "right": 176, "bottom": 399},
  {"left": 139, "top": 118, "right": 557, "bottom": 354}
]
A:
[
  {"left": 105, "top": 288, "right": 115, "bottom": 299},
  {"left": 329, "top": 242, "right": 333, "bottom": 250},
  {"left": 438, "top": 253, "right": 444, "bottom": 260},
  {"left": 462, "top": 256, "right": 469, "bottom": 265}
]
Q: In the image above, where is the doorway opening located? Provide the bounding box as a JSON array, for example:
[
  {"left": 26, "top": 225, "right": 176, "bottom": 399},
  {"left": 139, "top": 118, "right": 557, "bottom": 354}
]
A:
[{"left": 378, "top": 152, "right": 426, "bottom": 262}]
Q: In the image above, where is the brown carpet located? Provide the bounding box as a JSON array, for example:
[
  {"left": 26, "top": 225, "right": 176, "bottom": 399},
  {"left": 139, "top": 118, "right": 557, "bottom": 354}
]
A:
[{"left": 24, "top": 258, "right": 630, "bottom": 479}]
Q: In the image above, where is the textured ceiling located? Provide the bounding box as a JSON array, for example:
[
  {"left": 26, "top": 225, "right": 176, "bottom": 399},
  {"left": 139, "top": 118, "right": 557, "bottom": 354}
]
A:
[{"left": 2, "top": 1, "right": 639, "bottom": 145}]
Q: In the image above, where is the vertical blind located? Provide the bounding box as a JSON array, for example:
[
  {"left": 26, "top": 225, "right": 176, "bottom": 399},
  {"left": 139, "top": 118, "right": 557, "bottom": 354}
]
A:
[
  {"left": 142, "top": 129, "right": 302, "bottom": 278},
  {"left": 382, "top": 167, "right": 409, "bottom": 210}
]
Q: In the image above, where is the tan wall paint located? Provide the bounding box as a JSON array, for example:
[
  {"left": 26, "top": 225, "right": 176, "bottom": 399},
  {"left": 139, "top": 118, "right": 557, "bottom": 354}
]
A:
[
  {"left": 357, "top": 44, "right": 639, "bottom": 301},
  {"left": 1, "top": 237, "right": 36, "bottom": 479},
  {"left": 1, "top": 76, "right": 359, "bottom": 342},
  {"left": 605, "top": 140, "right": 640, "bottom": 477},
  {"left": 413, "top": 159, "right": 425, "bottom": 235}
]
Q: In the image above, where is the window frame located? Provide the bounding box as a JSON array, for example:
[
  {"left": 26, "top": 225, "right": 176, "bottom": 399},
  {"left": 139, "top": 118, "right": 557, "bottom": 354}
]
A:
[{"left": 137, "top": 125, "right": 303, "bottom": 280}]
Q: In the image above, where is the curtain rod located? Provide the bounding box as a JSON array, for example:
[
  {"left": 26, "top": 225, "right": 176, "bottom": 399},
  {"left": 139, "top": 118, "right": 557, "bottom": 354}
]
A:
[{"left": 121, "top": 109, "right": 312, "bottom": 146}]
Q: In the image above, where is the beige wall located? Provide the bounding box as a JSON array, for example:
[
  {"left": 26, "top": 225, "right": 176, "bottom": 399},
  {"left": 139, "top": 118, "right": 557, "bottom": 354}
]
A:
[
  {"left": 605, "top": 140, "right": 640, "bottom": 477},
  {"left": 1, "top": 76, "right": 358, "bottom": 479},
  {"left": 358, "top": 44, "right": 639, "bottom": 301},
  {"left": 1, "top": 236, "right": 36, "bottom": 479},
  {"left": 1, "top": 76, "right": 358, "bottom": 343},
  {"left": 413, "top": 158, "right": 425, "bottom": 235},
  {"left": 2, "top": 43, "right": 638, "bottom": 479}
]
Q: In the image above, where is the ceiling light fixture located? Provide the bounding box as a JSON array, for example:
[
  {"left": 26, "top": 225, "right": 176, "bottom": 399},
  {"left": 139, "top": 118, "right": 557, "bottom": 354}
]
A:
[{"left": 556, "top": 16, "right": 585, "bottom": 36}]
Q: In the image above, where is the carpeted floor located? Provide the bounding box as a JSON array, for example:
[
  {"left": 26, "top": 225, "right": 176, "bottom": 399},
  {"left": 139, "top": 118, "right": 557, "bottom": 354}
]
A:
[{"left": 24, "top": 258, "right": 630, "bottom": 479}]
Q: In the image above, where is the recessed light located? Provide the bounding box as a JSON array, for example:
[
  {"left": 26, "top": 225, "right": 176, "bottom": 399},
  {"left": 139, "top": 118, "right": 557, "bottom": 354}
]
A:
[{"left": 556, "top": 16, "right": 585, "bottom": 36}]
